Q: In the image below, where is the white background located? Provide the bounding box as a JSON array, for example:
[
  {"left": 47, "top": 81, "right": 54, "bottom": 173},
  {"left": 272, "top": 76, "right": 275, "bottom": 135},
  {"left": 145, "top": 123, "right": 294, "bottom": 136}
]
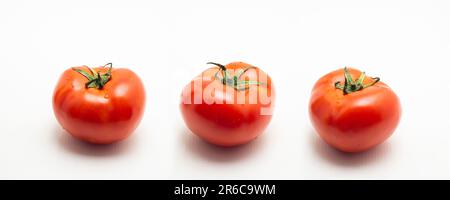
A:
[{"left": 1, "top": 0, "right": 450, "bottom": 180}]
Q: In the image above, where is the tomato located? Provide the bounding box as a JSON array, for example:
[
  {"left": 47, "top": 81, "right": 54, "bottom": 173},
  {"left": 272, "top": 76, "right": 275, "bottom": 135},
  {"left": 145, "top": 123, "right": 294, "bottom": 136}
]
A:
[
  {"left": 53, "top": 63, "right": 146, "bottom": 144},
  {"left": 309, "top": 67, "right": 401, "bottom": 153},
  {"left": 180, "top": 62, "right": 275, "bottom": 147}
]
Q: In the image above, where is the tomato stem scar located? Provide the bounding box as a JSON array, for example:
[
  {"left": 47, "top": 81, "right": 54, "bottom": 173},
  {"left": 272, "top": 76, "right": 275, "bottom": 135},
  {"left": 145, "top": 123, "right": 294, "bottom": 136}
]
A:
[
  {"left": 72, "top": 63, "right": 113, "bottom": 90},
  {"left": 207, "top": 62, "right": 266, "bottom": 91},
  {"left": 335, "top": 67, "right": 380, "bottom": 95}
]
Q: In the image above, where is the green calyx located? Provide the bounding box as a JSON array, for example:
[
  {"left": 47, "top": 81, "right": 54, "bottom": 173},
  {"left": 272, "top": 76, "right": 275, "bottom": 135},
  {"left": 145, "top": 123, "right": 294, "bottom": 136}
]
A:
[
  {"left": 335, "top": 67, "right": 380, "bottom": 95},
  {"left": 72, "top": 63, "right": 113, "bottom": 89},
  {"left": 207, "top": 62, "right": 266, "bottom": 91}
]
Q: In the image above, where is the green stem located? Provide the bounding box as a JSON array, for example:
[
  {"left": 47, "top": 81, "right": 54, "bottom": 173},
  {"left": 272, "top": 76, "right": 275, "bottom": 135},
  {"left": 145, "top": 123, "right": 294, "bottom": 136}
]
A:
[
  {"left": 208, "top": 62, "right": 265, "bottom": 91},
  {"left": 335, "top": 67, "right": 380, "bottom": 95},
  {"left": 72, "top": 63, "right": 113, "bottom": 89}
]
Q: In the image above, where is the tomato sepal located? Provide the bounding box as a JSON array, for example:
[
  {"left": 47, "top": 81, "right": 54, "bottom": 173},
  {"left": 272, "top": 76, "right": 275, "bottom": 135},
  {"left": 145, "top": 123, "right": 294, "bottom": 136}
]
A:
[
  {"left": 207, "top": 62, "right": 266, "bottom": 91},
  {"left": 334, "top": 67, "right": 380, "bottom": 95},
  {"left": 72, "top": 63, "right": 113, "bottom": 89}
]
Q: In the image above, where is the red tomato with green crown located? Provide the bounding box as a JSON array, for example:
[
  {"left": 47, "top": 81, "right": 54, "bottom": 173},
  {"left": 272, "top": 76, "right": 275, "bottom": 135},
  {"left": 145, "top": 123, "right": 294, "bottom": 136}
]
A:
[
  {"left": 309, "top": 67, "right": 401, "bottom": 153},
  {"left": 180, "top": 62, "right": 275, "bottom": 147},
  {"left": 53, "top": 63, "right": 146, "bottom": 144}
]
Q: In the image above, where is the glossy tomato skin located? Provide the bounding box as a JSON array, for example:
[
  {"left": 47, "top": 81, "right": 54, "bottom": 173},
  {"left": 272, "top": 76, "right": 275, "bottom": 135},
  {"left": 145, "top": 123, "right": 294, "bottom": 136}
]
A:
[
  {"left": 180, "top": 62, "right": 275, "bottom": 147},
  {"left": 53, "top": 66, "right": 145, "bottom": 144},
  {"left": 309, "top": 68, "right": 401, "bottom": 153}
]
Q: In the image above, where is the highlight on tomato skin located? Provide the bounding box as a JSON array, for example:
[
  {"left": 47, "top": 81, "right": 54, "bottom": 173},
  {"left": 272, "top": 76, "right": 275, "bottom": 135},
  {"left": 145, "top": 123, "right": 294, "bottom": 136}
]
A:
[
  {"left": 309, "top": 67, "right": 401, "bottom": 153},
  {"left": 52, "top": 63, "right": 146, "bottom": 144},
  {"left": 180, "top": 62, "right": 275, "bottom": 147}
]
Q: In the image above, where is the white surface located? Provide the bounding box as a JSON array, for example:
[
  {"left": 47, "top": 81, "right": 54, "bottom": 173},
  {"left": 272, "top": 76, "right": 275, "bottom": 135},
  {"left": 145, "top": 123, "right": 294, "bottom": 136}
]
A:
[{"left": 1, "top": 0, "right": 450, "bottom": 180}]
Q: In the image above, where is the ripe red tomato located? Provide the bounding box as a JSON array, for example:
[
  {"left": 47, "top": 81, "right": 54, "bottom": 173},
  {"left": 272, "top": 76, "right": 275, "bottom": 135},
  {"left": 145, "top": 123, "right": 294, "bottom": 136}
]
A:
[
  {"left": 180, "top": 62, "right": 275, "bottom": 147},
  {"left": 53, "top": 63, "right": 146, "bottom": 144},
  {"left": 309, "top": 67, "right": 401, "bottom": 153}
]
